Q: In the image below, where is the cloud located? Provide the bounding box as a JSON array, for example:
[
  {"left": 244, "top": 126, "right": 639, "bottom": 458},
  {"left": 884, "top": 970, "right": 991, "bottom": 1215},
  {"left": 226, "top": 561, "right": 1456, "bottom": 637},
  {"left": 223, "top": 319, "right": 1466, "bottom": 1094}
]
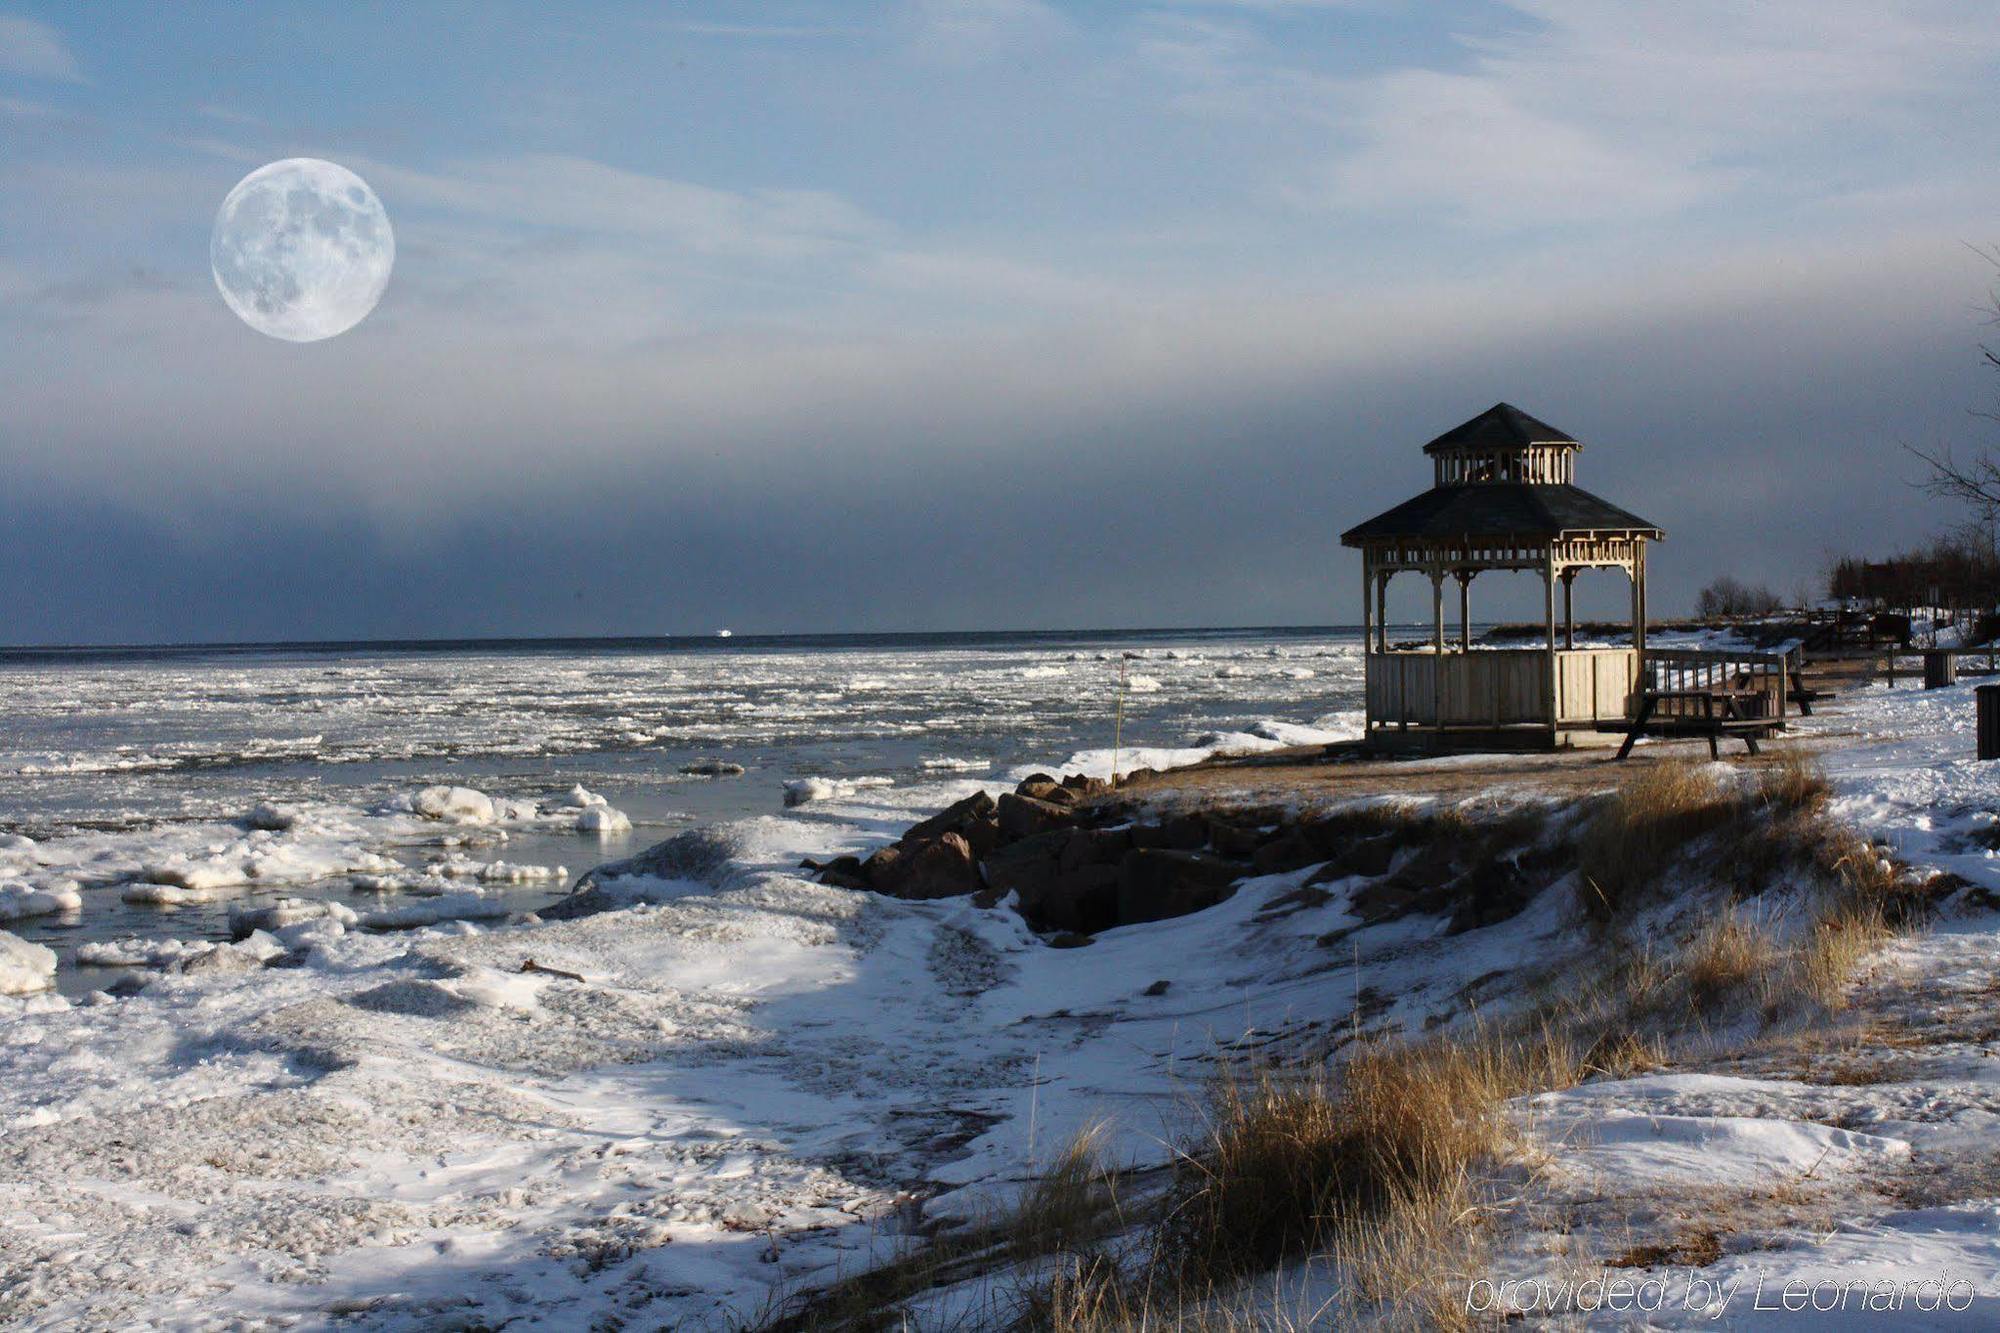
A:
[
  {"left": 360, "top": 153, "right": 888, "bottom": 262},
  {"left": 1146, "top": 0, "right": 2000, "bottom": 226},
  {"left": 0, "top": 14, "right": 80, "bottom": 81},
  {"left": 905, "top": 0, "right": 1070, "bottom": 64}
]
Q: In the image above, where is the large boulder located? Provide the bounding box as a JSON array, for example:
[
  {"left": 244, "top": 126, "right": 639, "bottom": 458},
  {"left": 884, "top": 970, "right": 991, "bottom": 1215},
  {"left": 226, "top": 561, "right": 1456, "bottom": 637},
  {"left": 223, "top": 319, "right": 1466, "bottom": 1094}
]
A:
[
  {"left": 1129, "top": 814, "right": 1209, "bottom": 852},
  {"left": 905, "top": 792, "right": 1002, "bottom": 856},
  {"left": 871, "top": 833, "right": 981, "bottom": 901},
  {"left": 1034, "top": 864, "right": 1122, "bottom": 934},
  {"left": 1117, "top": 850, "right": 1242, "bottom": 924},
  {"left": 980, "top": 829, "right": 1072, "bottom": 907},
  {"left": 1058, "top": 826, "right": 1133, "bottom": 874},
  {"left": 997, "top": 793, "right": 1077, "bottom": 841},
  {"left": 1250, "top": 832, "right": 1320, "bottom": 876}
]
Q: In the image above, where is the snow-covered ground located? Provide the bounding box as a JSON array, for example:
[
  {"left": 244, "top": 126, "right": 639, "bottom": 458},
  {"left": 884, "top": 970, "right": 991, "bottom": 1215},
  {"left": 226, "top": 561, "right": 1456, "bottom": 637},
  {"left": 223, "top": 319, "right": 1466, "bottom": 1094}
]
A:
[{"left": 3, "top": 664, "right": 1998, "bottom": 1327}]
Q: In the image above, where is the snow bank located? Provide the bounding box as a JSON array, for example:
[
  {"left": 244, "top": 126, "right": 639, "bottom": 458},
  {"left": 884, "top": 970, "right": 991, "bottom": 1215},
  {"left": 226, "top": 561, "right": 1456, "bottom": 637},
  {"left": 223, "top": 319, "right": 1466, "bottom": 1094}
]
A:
[{"left": 0, "top": 929, "right": 55, "bottom": 995}]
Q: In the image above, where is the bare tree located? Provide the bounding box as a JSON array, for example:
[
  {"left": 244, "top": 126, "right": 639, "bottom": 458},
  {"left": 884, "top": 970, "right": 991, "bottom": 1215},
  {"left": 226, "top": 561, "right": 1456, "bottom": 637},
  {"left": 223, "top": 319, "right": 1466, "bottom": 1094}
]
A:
[{"left": 1904, "top": 247, "right": 2000, "bottom": 523}]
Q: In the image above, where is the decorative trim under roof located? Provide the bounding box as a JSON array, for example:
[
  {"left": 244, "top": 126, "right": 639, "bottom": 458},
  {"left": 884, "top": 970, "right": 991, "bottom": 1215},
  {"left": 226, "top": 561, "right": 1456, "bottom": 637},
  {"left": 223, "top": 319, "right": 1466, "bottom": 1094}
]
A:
[{"left": 1340, "top": 482, "right": 1663, "bottom": 546}]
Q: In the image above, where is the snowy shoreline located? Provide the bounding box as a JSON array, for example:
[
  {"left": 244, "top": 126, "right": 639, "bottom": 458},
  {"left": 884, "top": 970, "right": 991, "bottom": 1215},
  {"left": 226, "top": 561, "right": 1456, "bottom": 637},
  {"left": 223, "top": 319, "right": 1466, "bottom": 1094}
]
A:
[{"left": 4, "top": 670, "right": 2000, "bottom": 1327}]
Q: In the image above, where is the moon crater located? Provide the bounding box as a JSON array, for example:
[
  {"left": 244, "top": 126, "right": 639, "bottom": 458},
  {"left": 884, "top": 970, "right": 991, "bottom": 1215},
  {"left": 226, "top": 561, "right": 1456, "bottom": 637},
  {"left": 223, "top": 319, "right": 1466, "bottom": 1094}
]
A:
[{"left": 210, "top": 158, "right": 394, "bottom": 342}]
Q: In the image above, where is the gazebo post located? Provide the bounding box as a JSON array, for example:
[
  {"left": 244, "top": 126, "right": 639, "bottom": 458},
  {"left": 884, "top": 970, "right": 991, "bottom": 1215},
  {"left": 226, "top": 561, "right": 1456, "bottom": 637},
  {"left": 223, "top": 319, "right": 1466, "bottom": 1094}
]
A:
[
  {"left": 1375, "top": 572, "right": 1389, "bottom": 652},
  {"left": 1430, "top": 568, "right": 1445, "bottom": 655},
  {"left": 1456, "top": 570, "right": 1472, "bottom": 651},
  {"left": 1361, "top": 553, "right": 1373, "bottom": 662},
  {"left": 1430, "top": 566, "right": 1446, "bottom": 736},
  {"left": 1562, "top": 568, "right": 1578, "bottom": 650},
  {"left": 1543, "top": 549, "right": 1560, "bottom": 739}
]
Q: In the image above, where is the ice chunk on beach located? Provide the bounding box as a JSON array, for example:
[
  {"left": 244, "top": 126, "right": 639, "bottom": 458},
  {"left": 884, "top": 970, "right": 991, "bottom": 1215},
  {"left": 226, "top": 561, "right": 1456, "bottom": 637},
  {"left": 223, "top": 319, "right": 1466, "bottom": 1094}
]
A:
[
  {"left": 123, "top": 879, "right": 236, "bottom": 906},
  {"left": 408, "top": 785, "right": 499, "bottom": 824},
  {"left": 0, "top": 930, "right": 56, "bottom": 995},
  {"left": 228, "top": 898, "right": 358, "bottom": 938},
  {"left": 782, "top": 775, "right": 894, "bottom": 807},
  {"left": 361, "top": 893, "right": 516, "bottom": 931},
  {"left": 0, "top": 880, "right": 81, "bottom": 921},
  {"left": 1124, "top": 674, "right": 1162, "bottom": 694},
  {"left": 576, "top": 805, "right": 631, "bottom": 834},
  {"left": 77, "top": 936, "right": 214, "bottom": 968}
]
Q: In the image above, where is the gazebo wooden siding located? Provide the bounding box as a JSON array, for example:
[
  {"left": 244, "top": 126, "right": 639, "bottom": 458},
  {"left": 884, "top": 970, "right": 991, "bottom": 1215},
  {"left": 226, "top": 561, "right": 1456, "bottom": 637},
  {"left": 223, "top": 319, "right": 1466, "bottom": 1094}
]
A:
[{"left": 1341, "top": 403, "right": 1664, "bottom": 749}]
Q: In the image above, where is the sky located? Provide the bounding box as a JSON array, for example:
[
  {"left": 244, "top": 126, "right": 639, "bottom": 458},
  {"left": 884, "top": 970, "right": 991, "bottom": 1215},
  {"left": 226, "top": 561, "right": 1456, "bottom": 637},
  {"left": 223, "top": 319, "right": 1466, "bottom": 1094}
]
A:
[{"left": 5, "top": 0, "right": 2000, "bottom": 643}]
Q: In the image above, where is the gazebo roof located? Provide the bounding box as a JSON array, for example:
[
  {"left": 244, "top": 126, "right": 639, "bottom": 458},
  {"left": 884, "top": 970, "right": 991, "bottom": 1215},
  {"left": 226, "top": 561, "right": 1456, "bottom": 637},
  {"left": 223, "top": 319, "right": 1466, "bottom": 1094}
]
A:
[
  {"left": 1340, "top": 481, "right": 1663, "bottom": 546},
  {"left": 1422, "top": 402, "right": 1577, "bottom": 456}
]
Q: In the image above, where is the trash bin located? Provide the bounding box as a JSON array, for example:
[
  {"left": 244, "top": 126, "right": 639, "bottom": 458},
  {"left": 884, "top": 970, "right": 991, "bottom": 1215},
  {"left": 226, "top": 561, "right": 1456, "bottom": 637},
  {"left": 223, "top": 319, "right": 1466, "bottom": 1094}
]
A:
[
  {"left": 1925, "top": 650, "right": 1958, "bottom": 690},
  {"left": 1980, "top": 685, "right": 2000, "bottom": 761}
]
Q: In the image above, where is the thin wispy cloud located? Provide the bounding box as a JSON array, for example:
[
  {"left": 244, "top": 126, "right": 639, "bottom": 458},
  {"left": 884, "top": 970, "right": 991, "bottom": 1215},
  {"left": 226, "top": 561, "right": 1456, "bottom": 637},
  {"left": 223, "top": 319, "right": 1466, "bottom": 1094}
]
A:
[{"left": 0, "top": 13, "right": 81, "bottom": 81}]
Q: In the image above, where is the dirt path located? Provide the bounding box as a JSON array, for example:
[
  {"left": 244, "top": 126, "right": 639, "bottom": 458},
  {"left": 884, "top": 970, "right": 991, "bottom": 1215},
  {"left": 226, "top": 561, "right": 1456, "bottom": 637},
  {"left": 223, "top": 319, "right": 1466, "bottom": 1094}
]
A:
[{"left": 1113, "top": 730, "right": 1857, "bottom": 811}]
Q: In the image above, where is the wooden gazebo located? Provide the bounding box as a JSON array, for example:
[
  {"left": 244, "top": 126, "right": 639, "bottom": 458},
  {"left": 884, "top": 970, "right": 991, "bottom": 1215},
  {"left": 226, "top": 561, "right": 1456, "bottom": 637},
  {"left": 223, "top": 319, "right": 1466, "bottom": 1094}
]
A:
[{"left": 1341, "top": 404, "right": 1665, "bottom": 749}]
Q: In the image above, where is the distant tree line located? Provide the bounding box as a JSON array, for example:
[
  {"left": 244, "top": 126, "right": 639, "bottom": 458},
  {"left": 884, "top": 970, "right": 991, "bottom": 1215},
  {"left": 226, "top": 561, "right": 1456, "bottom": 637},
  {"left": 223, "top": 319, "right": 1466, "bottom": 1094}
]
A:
[
  {"left": 1827, "top": 532, "right": 2000, "bottom": 610},
  {"left": 1695, "top": 576, "right": 1785, "bottom": 619}
]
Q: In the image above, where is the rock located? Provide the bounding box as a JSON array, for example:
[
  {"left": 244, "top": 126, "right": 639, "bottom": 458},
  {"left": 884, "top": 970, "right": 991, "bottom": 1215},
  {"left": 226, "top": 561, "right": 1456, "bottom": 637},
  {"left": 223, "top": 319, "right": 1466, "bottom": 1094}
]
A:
[
  {"left": 680, "top": 759, "right": 746, "bottom": 777},
  {"left": 1142, "top": 979, "right": 1171, "bottom": 997},
  {"left": 1207, "top": 818, "right": 1266, "bottom": 859},
  {"left": 1309, "top": 835, "right": 1400, "bottom": 882},
  {"left": 1447, "top": 859, "right": 1533, "bottom": 934},
  {"left": 997, "top": 793, "right": 1077, "bottom": 841},
  {"left": 1046, "top": 932, "right": 1095, "bottom": 949},
  {"left": 860, "top": 844, "right": 904, "bottom": 889},
  {"left": 1117, "top": 849, "right": 1242, "bottom": 924},
  {"left": 1033, "top": 864, "right": 1122, "bottom": 934},
  {"left": 906, "top": 791, "right": 998, "bottom": 844},
  {"left": 1058, "top": 827, "right": 1132, "bottom": 874},
  {"left": 980, "top": 829, "right": 1072, "bottom": 907},
  {"left": 1250, "top": 833, "right": 1319, "bottom": 876},
  {"left": 1129, "top": 814, "right": 1208, "bottom": 852},
  {"left": 872, "top": 833, "right": 981, "bottom": 901},
  {"left": 1015, "top": 773, "right": 1058, "bottom": 792},
  {"left": 1060, "top": 773, "right": 1111, "bottom": 798},
  {"left": 245, "top": 801, "right": 299, "bottom": 832},
  {"left": 575, "top": 826, "right": 744, "bottom": 895}
]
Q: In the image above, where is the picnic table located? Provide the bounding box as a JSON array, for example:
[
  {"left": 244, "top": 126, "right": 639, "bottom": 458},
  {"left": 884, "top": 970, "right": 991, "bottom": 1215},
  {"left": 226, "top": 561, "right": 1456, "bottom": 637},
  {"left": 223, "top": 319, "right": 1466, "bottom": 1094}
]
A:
[{"left": 1612, "top": 687, "right": 1781, "bottom": 761}]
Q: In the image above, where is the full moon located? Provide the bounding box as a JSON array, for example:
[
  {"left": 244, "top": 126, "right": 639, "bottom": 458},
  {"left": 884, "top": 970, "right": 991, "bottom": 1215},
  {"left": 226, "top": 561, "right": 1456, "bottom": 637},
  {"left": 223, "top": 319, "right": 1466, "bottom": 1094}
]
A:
[{"left": 210, "top": 158, "right": 394, "bottom": 342}]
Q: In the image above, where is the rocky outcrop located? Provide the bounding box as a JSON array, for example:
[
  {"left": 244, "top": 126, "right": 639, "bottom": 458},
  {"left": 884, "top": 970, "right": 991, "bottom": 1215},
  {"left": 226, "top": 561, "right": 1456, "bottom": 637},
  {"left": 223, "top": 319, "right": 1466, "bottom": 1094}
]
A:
[{"left": 808, "top": 776, "right": 1573, "bottom": 947}]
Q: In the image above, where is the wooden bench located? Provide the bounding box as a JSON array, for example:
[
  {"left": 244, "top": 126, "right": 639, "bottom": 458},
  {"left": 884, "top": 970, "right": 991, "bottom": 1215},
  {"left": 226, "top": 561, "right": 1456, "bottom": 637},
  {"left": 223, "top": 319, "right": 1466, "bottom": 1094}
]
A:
[{"left": 1607, "top": 688, "right": 1785, "bottom": 760}]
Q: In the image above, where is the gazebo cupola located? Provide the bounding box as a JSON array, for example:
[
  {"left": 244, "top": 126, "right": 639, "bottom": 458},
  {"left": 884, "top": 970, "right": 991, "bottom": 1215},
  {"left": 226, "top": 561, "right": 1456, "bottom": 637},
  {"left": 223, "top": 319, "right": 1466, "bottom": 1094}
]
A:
[
  {"left": 1426, "top": 403, "right": 1579, "bottom": 486},
  {"left": 1341, "top": 403, "right": 1665, "bottom": 749}
]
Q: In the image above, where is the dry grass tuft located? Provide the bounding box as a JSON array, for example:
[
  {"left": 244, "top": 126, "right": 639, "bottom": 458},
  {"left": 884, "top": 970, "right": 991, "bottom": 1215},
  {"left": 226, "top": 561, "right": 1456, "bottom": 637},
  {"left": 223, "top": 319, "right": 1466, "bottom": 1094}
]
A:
[
  {"left": 1681, "top": 911, "right": 1776, "bottom": 1012},
  {"left": 1577, "top": 762, "right": 1743, "bottom": 922},
  {"left": 1153, "top": 1030, "right": 1576, "bottom": 1320},
  {"left": 1757, "top": 748, "right": 1833, "bottom": 815},
  {"left": 1010, "top": 1123, "right": 1122, "bottom": 1261}
]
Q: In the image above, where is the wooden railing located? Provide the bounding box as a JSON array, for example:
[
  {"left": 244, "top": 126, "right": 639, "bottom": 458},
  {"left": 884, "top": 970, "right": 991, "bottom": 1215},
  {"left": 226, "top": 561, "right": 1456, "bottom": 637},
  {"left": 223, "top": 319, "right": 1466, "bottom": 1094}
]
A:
[{"left": 1642, "top": 648, "right": 1793, "bottom": 719}]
